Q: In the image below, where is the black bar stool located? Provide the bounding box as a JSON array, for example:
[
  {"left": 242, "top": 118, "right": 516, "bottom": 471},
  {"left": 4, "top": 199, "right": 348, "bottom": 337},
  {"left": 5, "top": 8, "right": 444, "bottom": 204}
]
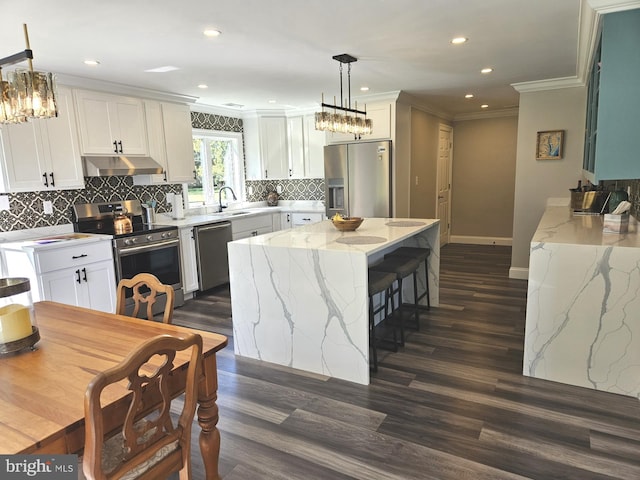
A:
[
  {"left": 368, "top": 270, "right": 397, "bottom": 373},
  {"left": 370, "top": 255, "right": 421, "bottom": 344},
  {"left": 385, "top": 246, "right": 432, "bottom": 320}
]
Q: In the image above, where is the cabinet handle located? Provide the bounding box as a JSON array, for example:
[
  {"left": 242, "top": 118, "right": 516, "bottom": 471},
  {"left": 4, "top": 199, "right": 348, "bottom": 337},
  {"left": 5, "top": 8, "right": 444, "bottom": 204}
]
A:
[
  {"left": 113, "top": 140, "right": 118, "bottom": 153},
  {"left": 118, "top": 141, "right": 123, "bottom": 153},
  {"left": 49, "top": 172, "right": 55, "bottom": 187},
  {"left": 42, "top": 173, "right": 49, "bottom": 187},
  {"left": 75, "top": 269, "right": 81, "bottom": 284},
  {"left": 289, "top": 168, "right": 292, "bottom": 177},
  {"left": 252, "top": 230, "right": 258, "bottom": 236},
  {"left": 287, "top": 213, "right": 290, "bottom": 222},
  {"left": 72, "top": 254, "right": 88, "bottom": 259},
  {"left": 82, "top": 268, "right": 87, "bottom": 282},
  {"left": 303, "top": 218, "right": 311, "bottom": 221},
  {"left": 163, "top": 172, "right": 167, "bottom": 182},
  {"left": 264, "top": 170, "right": 268, "bottom": 178}
]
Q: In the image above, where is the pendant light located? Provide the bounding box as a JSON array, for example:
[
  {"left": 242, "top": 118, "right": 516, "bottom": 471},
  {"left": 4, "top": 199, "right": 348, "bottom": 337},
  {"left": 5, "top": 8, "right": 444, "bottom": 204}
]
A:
[
  {"left": 315, "top": 54, "right": 372, "bottom": 139},
  {"left": 0, "top": 24, "right": 58, "bottom": 124}
]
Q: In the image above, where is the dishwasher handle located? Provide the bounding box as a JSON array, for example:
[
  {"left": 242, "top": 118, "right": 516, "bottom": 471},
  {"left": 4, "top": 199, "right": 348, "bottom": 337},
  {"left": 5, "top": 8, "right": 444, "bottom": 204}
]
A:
[{"left": 195, "top": 222, "right": 231, "bottom": 233}]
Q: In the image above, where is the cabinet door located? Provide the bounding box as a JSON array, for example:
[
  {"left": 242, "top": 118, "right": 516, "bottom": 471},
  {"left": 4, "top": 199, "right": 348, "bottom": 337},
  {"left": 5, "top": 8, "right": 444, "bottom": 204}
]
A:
[
  {"left": 303, "top": 114, "right": 325, "bottom": 178},
  {"left": 139, "top": 100, "right": 169, "bottom": 184},
  {"left": 162, "top": 103, "right": 195, "bottom": 182},
  {"left": 74, "top": 90, "right": 117, "bottom": 155},
  {"left": 0, "top": 121, "right": 47, "bottom": 192},
  {"left": 39, "top": 86, "right": 84, "bottom": 189},
  {"left": 40, "top": 268, "right": 84, "bottom": 307},
  {"left": 280, "top": 212, "right": 292, "bottom": 229},
  {"left": 110, "top": 96, "right": 148, "bottom": 155},
  {"left": 260, "top": 117, "right": 288, "bottom": 179},
  {"left": 82, "top": 260, "right": 117, "bottom": 313},
  {"left": 180, "top": 227, "right": 199, "bottom": 293},
  {"left": 287, "top": 116, "right": 305, "bottom": 178}
]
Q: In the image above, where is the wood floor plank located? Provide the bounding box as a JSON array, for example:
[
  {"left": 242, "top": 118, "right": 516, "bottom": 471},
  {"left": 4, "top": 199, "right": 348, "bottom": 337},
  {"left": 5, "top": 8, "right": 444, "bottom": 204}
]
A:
[{"left": 171, "top": 244, "right": 640, "bottom": 479}]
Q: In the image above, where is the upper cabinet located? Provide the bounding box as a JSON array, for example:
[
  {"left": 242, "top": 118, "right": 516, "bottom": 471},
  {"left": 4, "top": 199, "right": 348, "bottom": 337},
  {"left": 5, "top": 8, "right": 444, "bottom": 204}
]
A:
[
  {"left": 74, "top": 89, "right": 148, "bottom": 156},
  {"left": 0, "top": 86, "right": 84, "bottom": 192},
  {"left": 137, "top": 100, "right": 194, "bottom": 184},
  {"left": 587, "top": 9, "right": 640, "bottom": 181},
  {"left": 245, "top": 113, "right": 325, "bottom": 180}
]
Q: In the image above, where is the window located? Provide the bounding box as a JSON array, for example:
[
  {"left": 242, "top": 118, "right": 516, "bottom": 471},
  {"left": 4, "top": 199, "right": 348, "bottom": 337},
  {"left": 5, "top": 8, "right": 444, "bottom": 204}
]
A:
[{"left": 187, "top": 129, "right": 245, "bottom": 208}]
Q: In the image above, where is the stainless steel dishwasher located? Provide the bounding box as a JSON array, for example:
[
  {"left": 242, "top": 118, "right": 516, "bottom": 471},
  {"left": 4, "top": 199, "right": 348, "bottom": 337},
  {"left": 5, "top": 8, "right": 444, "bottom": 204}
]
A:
[{"left": 193, "top": 221, "right": 233, "bottom": 291}]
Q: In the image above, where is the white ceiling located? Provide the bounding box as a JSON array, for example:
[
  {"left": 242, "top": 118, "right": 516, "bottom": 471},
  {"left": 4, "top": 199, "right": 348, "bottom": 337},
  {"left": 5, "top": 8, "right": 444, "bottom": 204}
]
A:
[{"left": 1, "top": 0, "right": 583, "bottom": 117}]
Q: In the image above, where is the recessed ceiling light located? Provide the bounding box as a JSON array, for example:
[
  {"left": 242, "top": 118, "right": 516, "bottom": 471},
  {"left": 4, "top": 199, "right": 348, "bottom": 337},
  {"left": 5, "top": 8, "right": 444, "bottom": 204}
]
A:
[
  {"left": 481, "top": 104, "right": 489, "bottom": 109},
  {"left": 203, "top": 29, "right": 221, "bottom": 37},
  {"left": 198, "top": 84, "right": 208, "bottom": 89},
  {"left": 360, "top": 86, "right": 370, "bottom": 92},
  {"left": 465, "top": 94, "right": 474, "bottom": 99},
  {"left": 83, "top": 60, "right": 100, "bottom": 66},
  {"left": 451, "top": 37, "right": 467, "bottom": 45},
  {"left": 268, "top": 99, "right": 277, "bottom": 104},
  {"left": 481, "top": 67, "right": 493, "bottom": 74},
  {"left": 145, "top": 65, "right": 180, "bottom": 73}
]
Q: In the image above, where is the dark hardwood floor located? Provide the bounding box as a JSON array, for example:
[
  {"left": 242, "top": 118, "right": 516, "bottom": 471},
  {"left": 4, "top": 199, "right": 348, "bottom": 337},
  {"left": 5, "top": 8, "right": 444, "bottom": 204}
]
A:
[{"left": 172, "top": 244, "right": 640, "bottom": 479}]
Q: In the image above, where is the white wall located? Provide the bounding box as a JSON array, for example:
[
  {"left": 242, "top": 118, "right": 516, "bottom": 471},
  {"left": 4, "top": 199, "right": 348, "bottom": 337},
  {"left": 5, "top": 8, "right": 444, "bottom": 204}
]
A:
[{"left": 510, "top": 87, "right": 587, "bottom": 279}]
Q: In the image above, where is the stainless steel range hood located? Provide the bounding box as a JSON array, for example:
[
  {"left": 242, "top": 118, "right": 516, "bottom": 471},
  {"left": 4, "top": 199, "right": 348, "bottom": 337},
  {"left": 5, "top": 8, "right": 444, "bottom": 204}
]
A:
[{"left": 82, "top": 156, "right": 164, "bottom": 176}]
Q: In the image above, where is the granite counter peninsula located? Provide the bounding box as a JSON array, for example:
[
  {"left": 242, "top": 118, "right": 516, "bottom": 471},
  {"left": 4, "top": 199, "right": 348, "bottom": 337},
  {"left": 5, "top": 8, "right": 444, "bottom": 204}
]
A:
[
  {"left": 524, "top": 206, "right": 640, "bottom": 398},
  {"left": 228, "top": 218, "right": 440, "bottom": 384}
]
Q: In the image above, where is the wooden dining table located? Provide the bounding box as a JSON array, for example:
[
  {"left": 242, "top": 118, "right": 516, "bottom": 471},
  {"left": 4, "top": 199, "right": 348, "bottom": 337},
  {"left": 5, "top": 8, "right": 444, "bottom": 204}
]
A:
[{"left": 0, "top": 301, "right": 228, "bottom": 480}]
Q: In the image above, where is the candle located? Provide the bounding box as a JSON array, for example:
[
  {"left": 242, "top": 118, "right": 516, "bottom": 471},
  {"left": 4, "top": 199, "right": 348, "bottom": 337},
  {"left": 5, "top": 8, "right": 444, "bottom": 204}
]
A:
[{"left": 0, "top": 304, "right": 33, "bottom": 343}]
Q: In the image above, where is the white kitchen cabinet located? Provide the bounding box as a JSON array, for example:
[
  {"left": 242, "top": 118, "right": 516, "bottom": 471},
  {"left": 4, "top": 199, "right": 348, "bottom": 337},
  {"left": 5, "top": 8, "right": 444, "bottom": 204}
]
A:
[
  {"left": 303, "top": 114, "right": 326, "bottom": 178},
  {"left": 326, "top": 101, "right": 392, "bottom": 143},
  {"left": 0, "top": 86, "right": 84, "bottom": 192},
  {"left": 287, "top": 116, "right": 305, "bottom": 178},
  {"left": 291, "top": 212, "right": 324, "bottom": 227},
  {"left": 261, "top": 117, "right": 288, "bottom": 179},
  {"left": 179, "top": 226, "right": 199, "bottom": 294},
  {"left": 74, "top": 89, "right": 148, "bottom": 156},
  {"left": 231, "top": 213, "right": 274, "bottom": 240},
  {"left": 1, "top": 239, "right": 116, "bottom": 313},
  {"left": 135, "top": 101, "right": 194, "bottom": 185}
]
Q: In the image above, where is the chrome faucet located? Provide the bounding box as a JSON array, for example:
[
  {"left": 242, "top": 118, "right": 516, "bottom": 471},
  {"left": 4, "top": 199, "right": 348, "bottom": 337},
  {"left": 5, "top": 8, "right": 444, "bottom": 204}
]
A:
[{"left": 218, "top": 186, "right": 237, "bottom": 212}]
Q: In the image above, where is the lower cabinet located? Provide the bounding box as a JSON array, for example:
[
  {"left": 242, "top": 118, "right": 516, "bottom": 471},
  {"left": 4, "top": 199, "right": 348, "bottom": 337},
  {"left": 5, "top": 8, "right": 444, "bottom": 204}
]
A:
[
  {"left": 291, "top": 212, "right": 324, "bottom": 227},
  {"left": 179, "top": 227, "right": 199, "bottom": 294},
  {"left": 231, "top": 213, "right": 274, "bottom": 240},
  {"left": 40, "top": 260, "right": 116, "bottom": 313},
  {"left": 1, "top": 240, "right": 116, "bottom": 313}
]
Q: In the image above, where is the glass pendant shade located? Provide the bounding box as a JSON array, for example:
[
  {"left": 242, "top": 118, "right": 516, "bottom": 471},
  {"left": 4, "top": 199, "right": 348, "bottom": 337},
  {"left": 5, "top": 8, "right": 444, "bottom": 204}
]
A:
[{"left": 8, "top": 69, "right": 58, "bottom": 120}]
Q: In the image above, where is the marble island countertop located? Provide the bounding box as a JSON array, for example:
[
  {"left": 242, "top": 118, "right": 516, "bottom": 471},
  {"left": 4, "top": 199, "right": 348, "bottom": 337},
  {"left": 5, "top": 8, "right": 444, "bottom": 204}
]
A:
[
  {"left": 232, "top": 217, "right": 439, "bottom": 256},
  {"left": 533, "top": 206, "right": 640, "bottom": 247}
]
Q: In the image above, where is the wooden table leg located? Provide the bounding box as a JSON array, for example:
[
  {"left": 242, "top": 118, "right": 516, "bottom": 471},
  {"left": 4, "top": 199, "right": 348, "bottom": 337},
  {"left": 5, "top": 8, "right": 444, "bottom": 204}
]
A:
[{"left": 197, "top": 353, "right": 222, "bottom": 480}]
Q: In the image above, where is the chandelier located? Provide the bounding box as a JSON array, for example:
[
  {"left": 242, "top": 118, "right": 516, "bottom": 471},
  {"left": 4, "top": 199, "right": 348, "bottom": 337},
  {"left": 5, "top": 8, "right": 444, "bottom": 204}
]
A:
[
  {"left": 315, "top": 53, "right": 372, "bottom": 138},
  {"left": 0, "top": 24, "right": 58, "bottom": 124}
]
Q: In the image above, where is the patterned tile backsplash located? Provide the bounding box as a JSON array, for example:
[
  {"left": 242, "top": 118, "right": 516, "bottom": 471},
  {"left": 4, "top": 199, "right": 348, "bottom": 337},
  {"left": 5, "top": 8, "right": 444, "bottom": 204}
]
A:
[
  {"left": 0, "top": 177, "right": 182, "bottom": 232},
  {"left": 245, "top": 178, "right": 325, "bottom": 203}
]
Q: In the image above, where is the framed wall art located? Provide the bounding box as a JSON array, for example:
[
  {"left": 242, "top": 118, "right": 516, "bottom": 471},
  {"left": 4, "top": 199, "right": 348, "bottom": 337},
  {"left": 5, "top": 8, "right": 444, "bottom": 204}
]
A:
[{"left": 536, "top": 130, "right": 564, "bottom": 160}]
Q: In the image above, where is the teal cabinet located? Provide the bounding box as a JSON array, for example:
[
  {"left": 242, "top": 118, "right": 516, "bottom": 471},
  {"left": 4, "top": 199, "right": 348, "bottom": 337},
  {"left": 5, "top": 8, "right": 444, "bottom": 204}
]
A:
[{"left": 590, "top": 9, "right": 640, "bottom": 181}]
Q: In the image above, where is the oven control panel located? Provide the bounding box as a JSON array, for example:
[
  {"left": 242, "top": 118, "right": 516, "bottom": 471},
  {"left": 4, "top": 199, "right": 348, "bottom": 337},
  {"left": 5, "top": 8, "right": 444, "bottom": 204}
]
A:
[{"left": 115, "top": 229, "right": 177, "bottom": 250}]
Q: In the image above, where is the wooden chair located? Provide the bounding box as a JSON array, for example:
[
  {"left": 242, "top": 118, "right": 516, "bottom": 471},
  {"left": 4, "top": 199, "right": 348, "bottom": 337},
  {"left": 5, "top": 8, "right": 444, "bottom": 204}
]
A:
[
  {"left": 116, "top": 273, "right": 175, "bottom": 324},
  {"left": 82, "top": 333, "right": 203, "bottom": 480}
]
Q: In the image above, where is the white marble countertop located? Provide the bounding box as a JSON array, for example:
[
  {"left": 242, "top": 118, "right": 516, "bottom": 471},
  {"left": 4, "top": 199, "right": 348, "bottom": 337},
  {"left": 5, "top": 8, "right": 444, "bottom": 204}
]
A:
[
  {"left": 232, "top": 217, "right": 439, "bottom": 256},
  {"left": 533, "top": 207, "right": 640, "bottom": 248},
  {"left": 0, "top": 232, "right": 112, "bottom": 251}
]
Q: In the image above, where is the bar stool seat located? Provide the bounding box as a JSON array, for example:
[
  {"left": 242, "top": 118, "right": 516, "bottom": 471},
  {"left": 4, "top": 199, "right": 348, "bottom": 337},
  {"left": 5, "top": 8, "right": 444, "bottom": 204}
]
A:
[
  {"left": 371, "top": 255, "right": 421, "bottom": 344},
  {"left": 368, "top": 270, "right": 397, "bottom": 373},
  {"left": 385, "top": 247, "right": 431, "bottom": 310}
]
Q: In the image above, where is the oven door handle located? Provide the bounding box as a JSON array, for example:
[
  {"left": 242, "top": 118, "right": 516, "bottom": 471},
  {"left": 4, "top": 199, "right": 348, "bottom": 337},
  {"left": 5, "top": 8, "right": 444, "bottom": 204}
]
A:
[{"left": 117, "top": 238, "right": 180, "bottom": 256}]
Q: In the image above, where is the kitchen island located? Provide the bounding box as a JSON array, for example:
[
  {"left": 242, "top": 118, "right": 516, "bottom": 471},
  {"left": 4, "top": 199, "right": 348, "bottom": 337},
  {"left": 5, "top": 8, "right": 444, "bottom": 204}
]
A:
[
  {"left": 228, "top": 218, "right": 439, "bottom": 384},
  {"left": 524, "top": 206, "right": 640, "bottom": 398}
]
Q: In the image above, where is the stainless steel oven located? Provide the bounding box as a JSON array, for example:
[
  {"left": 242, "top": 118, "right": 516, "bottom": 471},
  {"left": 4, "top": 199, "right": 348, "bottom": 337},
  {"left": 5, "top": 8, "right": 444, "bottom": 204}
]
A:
[{"left": 72, "top": 200, "right": 184, "bottom": 312}]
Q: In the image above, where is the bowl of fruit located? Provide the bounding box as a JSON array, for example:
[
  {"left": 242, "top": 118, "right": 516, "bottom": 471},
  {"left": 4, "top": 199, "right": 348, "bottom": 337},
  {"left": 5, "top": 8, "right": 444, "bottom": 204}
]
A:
[{"left": 331, "top": 214, "right": 364, "bottom": 231}]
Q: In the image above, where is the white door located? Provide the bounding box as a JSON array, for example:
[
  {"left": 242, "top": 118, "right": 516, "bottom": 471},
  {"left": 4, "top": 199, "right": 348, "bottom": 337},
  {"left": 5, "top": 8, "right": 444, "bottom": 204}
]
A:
[{"left": 436, "top": 125, "right": 453, "bottom": 246}]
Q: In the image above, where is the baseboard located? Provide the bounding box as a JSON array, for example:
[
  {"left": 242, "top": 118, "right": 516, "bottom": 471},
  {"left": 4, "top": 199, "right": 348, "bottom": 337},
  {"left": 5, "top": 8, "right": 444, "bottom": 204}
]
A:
[
  {"left": 449, "top": 235, "right": 512, "bottom": 246},
  {"left": 509, "top": 267, "right": 529, "bottom": 280}
]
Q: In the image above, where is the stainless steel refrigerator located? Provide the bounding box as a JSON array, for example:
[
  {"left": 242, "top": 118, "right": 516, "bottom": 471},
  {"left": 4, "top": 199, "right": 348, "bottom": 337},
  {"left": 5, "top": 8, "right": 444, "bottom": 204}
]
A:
[{"left": 324, "top": 140, "right": 392, "bottom": 218}]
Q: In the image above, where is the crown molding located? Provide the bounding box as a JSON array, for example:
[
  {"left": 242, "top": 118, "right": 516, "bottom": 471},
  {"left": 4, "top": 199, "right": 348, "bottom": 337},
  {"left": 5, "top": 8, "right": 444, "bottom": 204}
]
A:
[
  {"left": 587, "top": 0, "right": 640, "bottom": 13},
  {"left": 396, "top": 91, "right": 453, "bottom": 121},
  {"left": 511, "top": 76, "right": 585, "bottom": 93},
  {"left": 453, "top": 107, "right": 519, "bottom": 122},
  {"left": 56, "top": 73, "right": 198, "bottom": 104}
]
